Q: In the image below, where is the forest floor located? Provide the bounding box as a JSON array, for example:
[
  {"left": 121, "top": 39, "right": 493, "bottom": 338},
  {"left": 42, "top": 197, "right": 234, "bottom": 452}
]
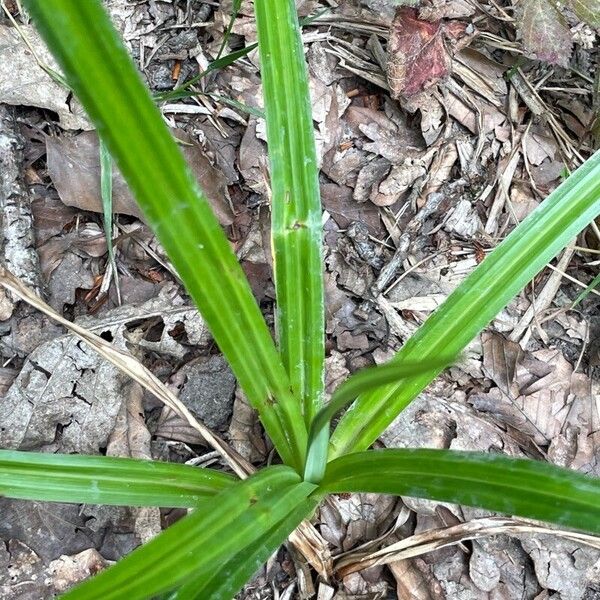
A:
[{"left": 0, "top": 0, "right": 599, "bottom": 598}]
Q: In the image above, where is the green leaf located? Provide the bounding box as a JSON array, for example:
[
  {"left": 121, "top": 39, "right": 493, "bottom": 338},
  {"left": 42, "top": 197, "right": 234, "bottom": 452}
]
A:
[
  {"left": 62, "top": 466, "right": 316, "bottom": 600},
  {"left": 155, "top": 44, "right": 258, "bottom": 103},
  {"left": 171, "top": 497, "right": 320, "bottom": 599},
  {"left": 321, "top": 449, "right": 600, "bottom": 534},
  {"left": 331, "top": 150, "right": 600, "bottom": 458},
  {"left": 216, "top": 0, "right": 242, "bottom": 60},
  {"left": 572, "top": 270, "right": 600, "bottom": 308},
  {"left": 99, "top": 135, "right": 120, "bottom": 300},
  {"left": 304, "top": 356, "right": 456, "bottom": 482},
  {"left": 24, "top": 0, "right": 307, "bottom": 471},
  {"left": 0, "top": 450, "right": 234, "bottom": 507},
  {"left": 255, "top": 0, "right": 325, "bottom": 424}
]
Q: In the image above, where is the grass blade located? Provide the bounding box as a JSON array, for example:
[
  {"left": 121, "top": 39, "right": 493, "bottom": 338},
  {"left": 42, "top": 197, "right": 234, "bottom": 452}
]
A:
[
  {"left": 331, "top": 150, "right": 600, "bottom": 458},
  {"left": 304, "top": 356, "right": 456, "bottom": 482},
  {"left": 255, "top": 0, "right": 325, "bottom": 424},
  {"left": 216, "top": 0, "right": 242, "bottom": 60},
  {"left": 0, "top": 450, "right": 234, "bottom": 507},
  {"left": 99, "top": 136, "right": 120, "bottom": 302},
  {"left": 155, "top": 44, "right": 258, "bottom": 103},
  {"left": 24, "top": 0, "right": 307, "bottom": 470},
  {"left": 62, "top": 466, "right": 316, "bottom": 600},
  {"left": 171, "top": 497, "right": 320, "bottom": 599},
  {"left": 321, "top": 449, "right": 600, "bottom": 534}
]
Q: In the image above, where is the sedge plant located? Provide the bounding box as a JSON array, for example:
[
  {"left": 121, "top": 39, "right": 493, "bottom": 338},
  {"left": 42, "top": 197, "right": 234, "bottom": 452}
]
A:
[{"left": 2, "top": 1, "right": 600, "bottom": 598}]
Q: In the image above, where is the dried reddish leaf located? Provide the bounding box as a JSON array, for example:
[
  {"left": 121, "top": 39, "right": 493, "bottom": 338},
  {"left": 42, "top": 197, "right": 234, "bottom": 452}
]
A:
[
  {"left": 387, "top": 8, "right": 466, "bottom": 98},
  {"left": 569, "top": 0, "right": 600, "bottom": 27},
  {"left": 520, "top": 0, "right": 572, "bottom": 67}
]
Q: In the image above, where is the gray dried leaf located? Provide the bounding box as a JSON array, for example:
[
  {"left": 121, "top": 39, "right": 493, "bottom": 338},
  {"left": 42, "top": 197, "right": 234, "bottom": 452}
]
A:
[
  {"left": 0, "top": 539, "right": 50, "bottom": 600},
  {"left": 520, "top": 0, "right": 573, "bottom": 67},
  {"left": 0, "top": 25, "right": 89, "bottom": 129},
  {"left": 473, "top": 348, "right": 577, "bottom": 446},
  {"left": 228, "top": 386, "right": 267, "bottom": 464},
  {"left": 354, "top": 158, "right": 392, "bottom": 203},
  {"left": 0, "top": 502, "right": 96, "bottom": 562},
  {"left": 443, "top": 200, "right": 482, "bottom": 239},
  {"left": 521, "top": 534, "right": 600, "bottom": 600},
  {"left": 107, "top": 382, "right": 161, "bottom": 544},
  {"left": 0, "top": 336, "right": 126, "bottom": 453}
]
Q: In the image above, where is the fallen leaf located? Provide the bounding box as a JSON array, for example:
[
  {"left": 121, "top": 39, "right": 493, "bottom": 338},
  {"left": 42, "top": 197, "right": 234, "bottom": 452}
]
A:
[
  {"left": 48, "top": 549, "right": 110, "bottom": 594},
  {"left": 0, "top": 501, "right": 95, "bottom": 561},
  {"left": 387, "top": 8, "right": 466, "bottom": 98},
  {"left": 228, "top": 386, "right": 267, "bottom": 464},
  {"left": 0, "top": 25, "right": 89, "bottom": 129},
  {"left": 46, "top": 130, "right": 233, "bottom": 226},
  {"left": 520, "top": 0, "right": 572, "bottom": 67},
  {"left": 107, "top": 382, "right": 161, "bottom": 544}
]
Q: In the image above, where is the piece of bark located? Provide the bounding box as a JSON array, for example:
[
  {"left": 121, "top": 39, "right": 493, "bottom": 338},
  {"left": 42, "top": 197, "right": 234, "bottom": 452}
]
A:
[{"left": 0, "top": 105, "right": 43, "bottom": 312}]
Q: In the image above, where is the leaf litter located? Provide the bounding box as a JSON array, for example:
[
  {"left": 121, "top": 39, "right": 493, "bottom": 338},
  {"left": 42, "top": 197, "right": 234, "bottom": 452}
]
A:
[{"left": 1, "top": 0, "right": 600, "bottom": 597}]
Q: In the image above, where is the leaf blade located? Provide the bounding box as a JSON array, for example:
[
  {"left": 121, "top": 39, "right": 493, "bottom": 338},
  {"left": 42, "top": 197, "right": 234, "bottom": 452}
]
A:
[
  {"left": 0, "top": 450, "right": 234, "bottom": 507},
  {"left": 172, "top": 497, "right": 320, "bottom": 600},
  {"left": 331, "top": 151, "right": 600, "bottom": 458},
  {"left": 62, "top": 466, "right": 316, "bottom": 600},
  {"left": 568, "top": 0, "right": 600, "bottom": 27},
  {"left": 23, "top": 0, "right": 307, "bottom": 470},
  {"left": 321, "top": 449, "right": 600, "bottom": 534},
  {"left": 304, "top": 356, "right": 456, "bottom": 482},
  {"left": 254, "top": 0, "right": 325, "bottom": 424}
]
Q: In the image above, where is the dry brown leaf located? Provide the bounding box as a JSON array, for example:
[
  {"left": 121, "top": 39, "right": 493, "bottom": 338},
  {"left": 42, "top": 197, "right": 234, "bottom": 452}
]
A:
[
  {"left": 227, "top": 386, "right": 268, "bottom": 464},
  {"left": 46, "top": 130, "right": 233, "bottom": 226},
  {"left": 387, "top": 8, "right": 467, "bottom": 98},
  {"left": 390, "top": 558, "right": 444, "bottom": 599}
]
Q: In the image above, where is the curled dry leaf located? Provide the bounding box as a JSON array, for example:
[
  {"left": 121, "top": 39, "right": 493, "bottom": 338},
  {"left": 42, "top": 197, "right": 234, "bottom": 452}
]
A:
[
  {"left": 335, "top": 517, "right": 600, "bottom": 576},
  {"left": 387, "top": 8, "right": 468, "bottom": 98}
]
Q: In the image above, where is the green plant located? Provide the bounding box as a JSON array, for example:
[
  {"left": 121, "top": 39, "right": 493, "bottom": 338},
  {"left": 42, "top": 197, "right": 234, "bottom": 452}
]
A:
[{"left": 5, "top": 0, "right": 600, "bottom": 597}]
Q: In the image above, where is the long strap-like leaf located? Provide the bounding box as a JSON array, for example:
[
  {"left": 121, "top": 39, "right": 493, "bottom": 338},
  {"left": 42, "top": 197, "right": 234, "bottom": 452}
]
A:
[
  {"left": 304, "top": 356, "right": 457, "bottom": 482},
  {"left": 23, "top": 0, "right": 307, "bottom": 470},
  {"left": 0, "top": 449, "right": 234, "bottom": 507},
  {"left": 171, "top": 497, "right": 320, "bottom": 599},
  {"left": 331, "top": 151, "right": 600, "bottom": 458},
  {"left": 255, "top": 0, "right": 325, "bottom": 424},
  {"left": 62, "top": 466, "right": 316, "bottom": 599},
  {"left": 321, "top": 449, "right": 600, "bottom": 534}
]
